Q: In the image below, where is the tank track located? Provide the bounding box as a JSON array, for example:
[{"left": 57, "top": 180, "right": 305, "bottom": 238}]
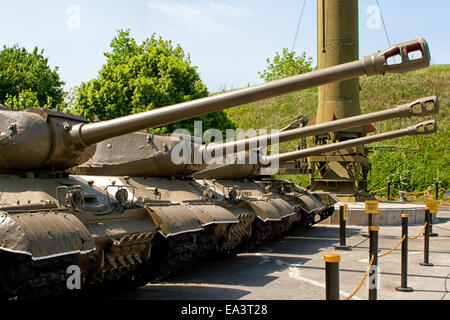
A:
[
  {"left": 0, "top": 251, "right": 78, "bottom": 300},
  {"left": 149, "top": 226, "right": 218, "bottom": 280}
]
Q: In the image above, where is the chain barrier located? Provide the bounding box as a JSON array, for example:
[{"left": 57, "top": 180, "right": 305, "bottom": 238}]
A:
[{"left": 344, "top": 256, "right": 375, "bottom": 301}]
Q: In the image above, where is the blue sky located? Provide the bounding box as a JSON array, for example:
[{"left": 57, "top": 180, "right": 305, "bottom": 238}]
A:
[{"left": 1, "top": 0, "right": 449, "bottom": 93}]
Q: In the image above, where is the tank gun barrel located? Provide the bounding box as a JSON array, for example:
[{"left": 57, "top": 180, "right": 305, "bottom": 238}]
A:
[
  {"left": 268, "top": 120, "right": 437, "bottom": 163},
  {"left": 200, "top": 96, "right": 438, "bottom": 156},
  {"left": 192, "top": 120, "right": 438, "bottom": 179},
  {"left": 68, "top": 39, "right": 430, "bottom": 149}
]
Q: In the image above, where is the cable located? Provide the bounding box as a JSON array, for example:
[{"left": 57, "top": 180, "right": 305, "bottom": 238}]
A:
[
  {"left": 291, "top": 0, "right": 307, "bottom": 52},
  {"left": 375, "top": 0, "right": 391, "bottom": 46},
  {"left": 375, "top": 0, "right": 406, "bottom": 88}
]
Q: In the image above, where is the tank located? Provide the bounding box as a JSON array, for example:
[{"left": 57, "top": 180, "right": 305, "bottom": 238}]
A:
[
  {"left": 0, "top": 39, "right": 433, "bottom": 299},
  {"left": 74, "top": 96, "right": 439, "bottom": 251}
]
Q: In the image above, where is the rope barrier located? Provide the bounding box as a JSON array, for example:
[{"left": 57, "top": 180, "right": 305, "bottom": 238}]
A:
[
  {"left": 345, "top": 221, "right": 428, "bottom": 300},
  {"left": 369, "top": 184, "right": 450, "bottom": 197},
  {"left": 409, "top": 222, "right": 427, "bottom": 240},
  {"left": 405, "top": 186, "right": 435, "bottom": 195},
  {"left": 378, "top": 235, "right": 405, "bottom": 258},
  {"left": 342, "top": 218, "right": 439, "bottom": 300},
  {"left": 344, "top": 255, "right": 375, "bottom": 301},
  {"left": 369, "top": 186, "right": 388, "bottom": 194}
]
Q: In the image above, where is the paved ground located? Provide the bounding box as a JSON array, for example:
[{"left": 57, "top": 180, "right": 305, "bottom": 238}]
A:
[{"left": 94, "top": 210, "right": 450, "bottom": 301}]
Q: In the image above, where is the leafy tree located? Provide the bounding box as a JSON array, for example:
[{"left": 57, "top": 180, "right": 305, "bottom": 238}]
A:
[
  {"left": 258, "top": 48, "right": 314, "bottom": 82},
  {"left": 0, "top": 44, "right": 65, "bottom": 109},
  {"left": 74, "top": 29, "right": 236, "bottom": 134}
]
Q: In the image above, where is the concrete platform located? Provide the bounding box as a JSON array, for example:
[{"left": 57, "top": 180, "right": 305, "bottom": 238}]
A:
[{"left": 321, "top": 201, "right": 430, "bottom": 226}]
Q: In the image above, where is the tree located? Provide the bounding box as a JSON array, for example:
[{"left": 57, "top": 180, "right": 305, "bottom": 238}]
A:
[
  {"left": 74, "top": 29, "right": 236, "bottom": 134},
  {"left": 258, "top": 48, "right": 314, "bottom": 82},
  {"left": 0, "top": 44, "right": 65, "bottom": 110}
]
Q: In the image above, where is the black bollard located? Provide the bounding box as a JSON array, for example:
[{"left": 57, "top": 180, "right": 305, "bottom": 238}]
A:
[
  {"left": 435, "top": 179, "right": 439, "bottom": 200},
  {"left": 387, "top": 180, "right": 391, "bottom": 201},
  {"left": 335, "top": 205, "right": 351, "bottom": 251},
  {"left": 420, "top": 209, "right": 433, "bottom": 267},
  {"left": 368, "top": 214, "right": 373, "bottom": 229},
  {"left": 429, "top": 211, "right": 439, "bottom": 237},
  {"left": 396, "top": 214, "right": 413, "bottom": 292},
  {"left": 324, "top": 254, "right": 340, "bottom": 300},
  {"left": 369, "top": 227, "right": 379, "bottom": 300}
]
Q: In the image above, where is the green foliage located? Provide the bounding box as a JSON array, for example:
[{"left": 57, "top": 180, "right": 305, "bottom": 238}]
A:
[
  {"left": 362, "top": 65, "right": 449, "bottom": 193},
  {"left": 4, "top": 90, "right": 42, "bottom": 110},
  {"left": 74, "top": 29, "right": 236, "bottom": 134},
  {"left": 0, "top": 44, "right": 65, "bottom": 109},
  {"left": 258, "top": 48, "right": 314, "bottom": 82}
]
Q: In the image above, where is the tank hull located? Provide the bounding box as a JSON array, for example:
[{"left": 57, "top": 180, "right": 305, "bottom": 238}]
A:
[{"left": 0, "top": 173, "right": 334, "bottom": 299}]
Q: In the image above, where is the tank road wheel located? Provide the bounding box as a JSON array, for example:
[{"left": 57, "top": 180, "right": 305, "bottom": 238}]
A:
[{"left": 0, "top": 251, "right": 79, "bottom": 300}]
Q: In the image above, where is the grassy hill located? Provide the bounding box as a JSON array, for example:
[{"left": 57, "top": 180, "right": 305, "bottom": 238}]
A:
[{"left": 223, "top": 64, "right": 449, "bottom": 197}]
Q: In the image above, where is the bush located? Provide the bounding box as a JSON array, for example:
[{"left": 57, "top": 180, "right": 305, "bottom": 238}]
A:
[{"left": 258, "top": 48, "right": 314, "bottom": 82}]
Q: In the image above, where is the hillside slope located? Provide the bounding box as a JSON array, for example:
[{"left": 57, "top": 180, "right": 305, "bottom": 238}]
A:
[{"left": 224, "top": 64, "right": 449, "bottom": 193}]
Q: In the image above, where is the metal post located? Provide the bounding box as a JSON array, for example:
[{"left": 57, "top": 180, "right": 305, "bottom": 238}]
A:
[
  {"left": 387, "top": 180, "right": 391, "bottom": 201},
  {"left": 420, "top": 209, "right": 433, "bottom": 267},
  {"left": 435, "top": 179, "right": 439, "bottom": 200},
  {"left": 396, "top": 214, "right": 413, "bottom": 292},
  {"left": 368, "top": 213, "right": 373, "bottom": 228},
  {"left": 429, "top": 211, "right": 438, "bottom": 237},
  {"left": 324, "top": 254, "right": 340, "bottom": 300},
  {"left": 335, "top": 205, "right": 352, "bottom": 251},
  {"left": 369, "top": 227, "right": 379, "bottom": 300},
  {"left": 362, "top": 213, "right": 374, "bottom": 238}
]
